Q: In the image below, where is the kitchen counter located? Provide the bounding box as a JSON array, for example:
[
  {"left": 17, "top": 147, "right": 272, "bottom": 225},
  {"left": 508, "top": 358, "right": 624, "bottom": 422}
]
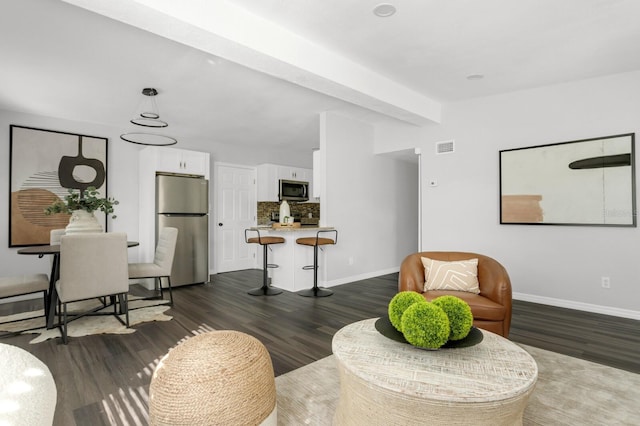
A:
[
  {"left": 252, "top": 225, "right": 334, "bottom": 232},
  {"left": 248, "top": 226, "right": 335, "bottom": 292}
]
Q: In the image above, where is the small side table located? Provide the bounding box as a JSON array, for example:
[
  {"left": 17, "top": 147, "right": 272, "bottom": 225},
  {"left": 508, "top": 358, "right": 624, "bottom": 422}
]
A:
[{"left": 332, "top": 318, "right": 538, "bottom": 426}]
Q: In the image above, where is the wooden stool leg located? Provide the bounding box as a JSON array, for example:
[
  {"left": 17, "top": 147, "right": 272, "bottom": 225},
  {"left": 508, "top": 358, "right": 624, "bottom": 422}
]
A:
[
  {"left": 248, "top": 244, "right": 283, "bottom": 296},
  {"left": 298, "top": 244, "right": 333, "bottom": 297}
]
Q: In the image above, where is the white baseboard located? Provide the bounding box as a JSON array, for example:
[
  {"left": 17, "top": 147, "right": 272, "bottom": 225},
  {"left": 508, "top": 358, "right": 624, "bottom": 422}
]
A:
[
  {"left": 324, "top": 267, "right": 400, "bottom": 288},
  {"left": 513, "top": 292, "right": 640, "bottom": 321}
]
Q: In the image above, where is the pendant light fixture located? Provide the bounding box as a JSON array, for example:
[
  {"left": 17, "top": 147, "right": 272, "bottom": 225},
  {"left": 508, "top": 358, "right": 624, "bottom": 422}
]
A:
[{"left": 120, "top": 87, "right": 177, "bottom": 146}]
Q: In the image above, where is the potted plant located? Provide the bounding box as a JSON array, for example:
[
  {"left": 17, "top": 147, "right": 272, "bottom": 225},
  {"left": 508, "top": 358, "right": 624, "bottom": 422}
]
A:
[
  {"left": 44, "top": 186, "right": 118, "bottom": 233},
  {"left": 432, "top": 295, "right": 474, "bottom": 341},
  {"left": 385, "top": 292, "right": 475, "bottom": 349},
  {"left": 388, "top": 291, "right": 426, "bottom": 331},
  {"left": 45, "top": 186, "right": 118, "bottom": 218},
  {"left": 401, "top": 302, "right": 450, "bottom": 349}
]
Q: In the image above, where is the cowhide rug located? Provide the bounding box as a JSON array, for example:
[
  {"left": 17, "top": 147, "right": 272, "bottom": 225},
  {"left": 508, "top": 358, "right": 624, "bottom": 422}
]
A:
[{"left": 0, "top": 298, "right": 171, "bottom": 344}]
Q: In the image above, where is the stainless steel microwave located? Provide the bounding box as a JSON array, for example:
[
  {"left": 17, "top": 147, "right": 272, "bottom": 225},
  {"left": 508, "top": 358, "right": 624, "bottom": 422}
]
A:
[{"left": 279, "top": 179, "right": 309, "bottom": 201}]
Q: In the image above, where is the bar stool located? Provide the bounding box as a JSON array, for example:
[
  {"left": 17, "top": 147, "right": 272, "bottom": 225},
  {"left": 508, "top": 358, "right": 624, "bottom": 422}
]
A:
[
  {"left": 296, "top": 229, "right": 338, "bottom": 297},
  {"left": 245, "top": 229, "right": 284, "bottom": 296}
]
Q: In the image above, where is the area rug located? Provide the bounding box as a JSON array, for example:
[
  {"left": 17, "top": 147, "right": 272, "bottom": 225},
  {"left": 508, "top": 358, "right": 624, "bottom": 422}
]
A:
[
  {"left": 275, "top": 344, "right": 640, "bottom": 425},
  {"left": 0, "top": 298, "right": 172, "bottom": 344}
]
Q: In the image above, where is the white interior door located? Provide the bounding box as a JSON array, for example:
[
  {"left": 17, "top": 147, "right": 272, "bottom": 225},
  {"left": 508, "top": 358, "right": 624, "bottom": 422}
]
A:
[{"left": 215, "top": 163, "right": 257, "bottom": 273}]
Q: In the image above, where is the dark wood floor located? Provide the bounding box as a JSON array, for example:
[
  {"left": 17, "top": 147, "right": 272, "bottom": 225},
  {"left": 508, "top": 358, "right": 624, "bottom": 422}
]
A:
[{"left": 1, "top": 270, "right": 639, "bottom": 425}]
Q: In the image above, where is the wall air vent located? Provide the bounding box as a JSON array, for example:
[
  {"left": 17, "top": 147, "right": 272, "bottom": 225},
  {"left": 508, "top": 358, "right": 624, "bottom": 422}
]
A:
[{"left": 435, "top": 140, "right": 455, "bottom": 155}]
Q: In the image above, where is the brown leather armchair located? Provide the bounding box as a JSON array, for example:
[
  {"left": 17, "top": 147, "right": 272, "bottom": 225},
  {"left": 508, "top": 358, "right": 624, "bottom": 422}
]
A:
[{"left": 398, "top": 251, "right": 512, "bottom": 337}]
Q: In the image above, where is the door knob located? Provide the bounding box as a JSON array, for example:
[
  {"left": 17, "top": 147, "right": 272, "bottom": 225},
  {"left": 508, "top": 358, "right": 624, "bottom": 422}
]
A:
[{"left": 218, "top": 223, "right": 223, "bottom": 226}]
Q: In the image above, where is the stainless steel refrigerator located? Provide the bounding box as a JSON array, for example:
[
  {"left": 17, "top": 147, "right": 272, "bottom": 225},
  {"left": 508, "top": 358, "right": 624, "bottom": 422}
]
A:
[{"left": 156, "top": 174, "right": 209, "bottom": 286}]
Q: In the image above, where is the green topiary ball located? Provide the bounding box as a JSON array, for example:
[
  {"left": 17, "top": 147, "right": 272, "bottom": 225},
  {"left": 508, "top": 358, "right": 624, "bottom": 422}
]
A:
[
  {"left": 388, "top": 291, "right": 426, "bottom": 332},
  {"left": 400, "top": 302, "right": 450, "bottom": 349},
  {"left": 432, "top": 295, "right": 474, "bottom": 341}
]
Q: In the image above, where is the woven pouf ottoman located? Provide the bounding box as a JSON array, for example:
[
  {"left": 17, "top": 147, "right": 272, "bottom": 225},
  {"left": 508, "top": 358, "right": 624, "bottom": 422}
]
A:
[{"left": 149, "top": 330, "right": 277, "bottom": 426}]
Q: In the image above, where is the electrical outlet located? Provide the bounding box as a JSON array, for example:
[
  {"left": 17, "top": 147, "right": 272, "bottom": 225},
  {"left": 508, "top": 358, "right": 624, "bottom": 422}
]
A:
[{"left": 601, "top": 277, "right": 611, "bottom": 289}]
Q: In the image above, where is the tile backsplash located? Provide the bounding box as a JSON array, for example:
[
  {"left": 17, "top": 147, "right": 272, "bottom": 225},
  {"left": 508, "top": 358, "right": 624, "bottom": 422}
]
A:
[{"left": 257, "top": 202, "right": 320, "bottom": 225}]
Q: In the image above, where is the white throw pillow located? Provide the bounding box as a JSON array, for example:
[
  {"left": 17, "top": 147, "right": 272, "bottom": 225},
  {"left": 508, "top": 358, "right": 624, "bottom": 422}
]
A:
[{"left": 421, "top": 257, "right": 480, "bottom": 294}]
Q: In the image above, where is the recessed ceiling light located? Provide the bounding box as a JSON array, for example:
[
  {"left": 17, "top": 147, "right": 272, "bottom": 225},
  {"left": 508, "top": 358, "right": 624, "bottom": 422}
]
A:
[
  {"left": 466, "top": 74, "right": 484, "bottom": 80},
  {"left": 373, "top": 3, "right": 396, "bottom": 17}
]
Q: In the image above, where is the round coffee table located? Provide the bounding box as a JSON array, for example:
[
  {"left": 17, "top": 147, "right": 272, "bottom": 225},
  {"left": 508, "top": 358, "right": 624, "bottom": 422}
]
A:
[{"left": 332, "top": 318, "right": 538, "bottom": 426}]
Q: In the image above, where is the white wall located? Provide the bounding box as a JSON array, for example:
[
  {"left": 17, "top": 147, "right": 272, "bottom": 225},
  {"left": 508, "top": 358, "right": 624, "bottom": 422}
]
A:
[
  {"left": 9, "top": 68, "right": 637, "bottom": 318},
  {"left": 1, "top": 109, "right": 141, "bottom": 277},
  {"left": 377, "top": 71, "right": 640, "bottom": 318},
  {"left": 320, "top": 112, "right": 419, "bottom": 286},
  {"left": 0, "top": 108, "right": 313, "bottom": 280}
]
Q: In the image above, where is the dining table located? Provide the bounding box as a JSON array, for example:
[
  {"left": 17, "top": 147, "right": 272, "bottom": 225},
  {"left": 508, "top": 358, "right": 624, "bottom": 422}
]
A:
[{"left": 17, "top": 240, "right": 139, "bottom": 329}]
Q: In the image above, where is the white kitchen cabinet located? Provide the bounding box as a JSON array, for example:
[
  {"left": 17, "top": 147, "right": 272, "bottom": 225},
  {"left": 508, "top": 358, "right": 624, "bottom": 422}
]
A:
[
  {"left": 256, "top": 164, "right": 279, "bottom": 202},
  {"left": 155, "top": 147, "right": 209, "bottom": 176},
  {"left": 300, "top": 168, "right": 316, "bottom": 202},
  {"left": 257, "top": 163, "right": 314, "bottom": 202},
  {"left": 312, "top": 149, "right": 322, "bottom": 199},
  {"left": 278, "top": 165, "right": 310, "bottom": 181}
]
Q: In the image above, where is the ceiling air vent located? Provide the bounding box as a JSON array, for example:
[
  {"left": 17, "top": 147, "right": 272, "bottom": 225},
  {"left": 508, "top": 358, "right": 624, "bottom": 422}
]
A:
[{"left": 435, "top": 140, "right": 455, "bottom": 155}]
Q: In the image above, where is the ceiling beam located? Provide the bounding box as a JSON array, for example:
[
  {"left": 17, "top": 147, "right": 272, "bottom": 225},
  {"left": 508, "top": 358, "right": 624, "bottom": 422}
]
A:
[{"left": 62, "top": 0, "right": 441, "bottom": 125}]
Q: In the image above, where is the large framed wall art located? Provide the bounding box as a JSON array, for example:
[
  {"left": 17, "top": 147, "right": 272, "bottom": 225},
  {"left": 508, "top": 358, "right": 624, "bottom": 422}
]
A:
[
  {"left": 9, "top": 125, "right": 109, "bottom": 247},
  {"left": 500, "top": 133, "right": 636, "bottom": 227}
]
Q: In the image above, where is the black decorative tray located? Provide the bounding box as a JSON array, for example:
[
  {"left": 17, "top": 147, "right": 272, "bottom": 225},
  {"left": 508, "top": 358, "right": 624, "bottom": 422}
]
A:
[{"left": 374, "top": 315, "right": 483, "bottom": 349}]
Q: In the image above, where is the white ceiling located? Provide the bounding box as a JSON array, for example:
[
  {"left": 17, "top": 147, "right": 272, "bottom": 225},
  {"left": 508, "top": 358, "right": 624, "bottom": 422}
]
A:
[
  {"left": 2, "top": 0, "right": 640, "bottom": 154},
  {"left": 231, "top": 0, "right": 640, "bottom": 101}
]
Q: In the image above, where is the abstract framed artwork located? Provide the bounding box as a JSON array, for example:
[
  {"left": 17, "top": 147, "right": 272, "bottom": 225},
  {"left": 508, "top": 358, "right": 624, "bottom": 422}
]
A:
[
  {"left": 500, "top": 133, "right": 636, "bottom": 227},
  {"left": 9, "top": 125, "right": 109, "bottom": 247}
]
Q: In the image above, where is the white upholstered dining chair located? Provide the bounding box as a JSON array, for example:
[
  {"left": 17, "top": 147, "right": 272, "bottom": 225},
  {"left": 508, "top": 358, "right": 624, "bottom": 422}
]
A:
[
  {"left": 0, "top": 274, "right": 49, "bottom": 329},
  {"left": 128, "top": 227, "right": 178, "bottom": 305},
  {"left": 56, "top": 232, "right": 130, "bottom": 344},
  {"left": 0, "top": 230, "right": 61, "bottom": 330}
]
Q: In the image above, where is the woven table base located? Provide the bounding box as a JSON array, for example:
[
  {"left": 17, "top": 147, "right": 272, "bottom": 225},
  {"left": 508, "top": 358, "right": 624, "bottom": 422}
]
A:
[
  {"left": 332, "top": 319, "right": 537, "bottom": 426},
  {"left": 334, "top": 363, "right": 533, "bottom": 425}
]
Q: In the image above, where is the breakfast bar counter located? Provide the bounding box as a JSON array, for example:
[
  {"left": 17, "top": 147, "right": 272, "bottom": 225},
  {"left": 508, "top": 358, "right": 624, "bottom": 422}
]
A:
[
  {"left": 252, "top": 225, "right": 334, "bottom": 232},
  {"left": 249, "top": 226, "right": 335, "bottom": 292}
]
